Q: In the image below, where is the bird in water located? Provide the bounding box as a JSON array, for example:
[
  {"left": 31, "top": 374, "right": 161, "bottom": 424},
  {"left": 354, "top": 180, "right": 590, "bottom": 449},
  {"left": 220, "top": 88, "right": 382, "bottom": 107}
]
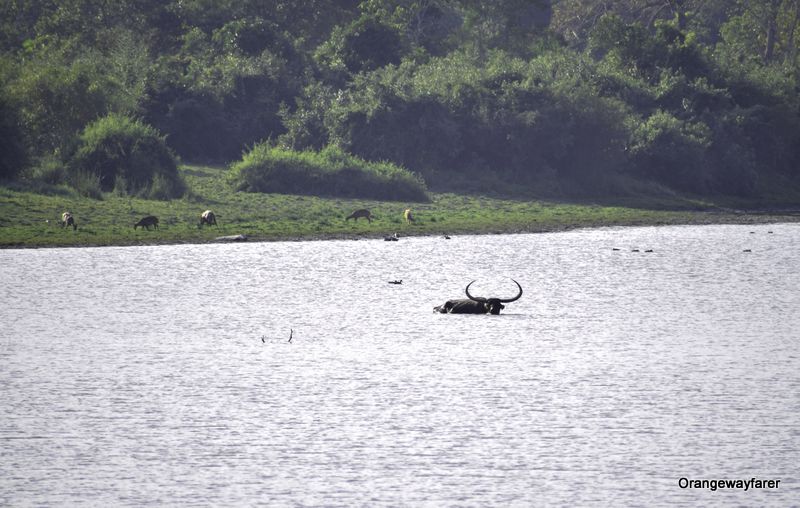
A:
[
  {"left": 288, "top": 329, "right": 293, "bottom": 343},
  {"left": 388, "top": 280, "right": 403, "bottom": 285}
]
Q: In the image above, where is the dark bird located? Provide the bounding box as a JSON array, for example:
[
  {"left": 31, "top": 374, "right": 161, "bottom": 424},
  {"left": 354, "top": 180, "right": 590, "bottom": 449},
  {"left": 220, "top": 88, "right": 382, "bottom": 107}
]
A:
[
  {"left": 261, "top": 335, "right": 266, "bottom": 343},
  {"left": 388, "top": 280, "right": 403, "bottom": 285},
  {"left": 743, "top": 249, "right": 752, "bottom": 252},
  {"left": 443, "top": 235, "right": 451, "bottom": 240},
  {"left": 288, "top": 329, "right": 293, "bottom": 343},
  {"left": 644, "top": 249, "right": 653, "bottom": 253},
  {"left": 612, "top": 248, "right": 620, "bottom": 251}
]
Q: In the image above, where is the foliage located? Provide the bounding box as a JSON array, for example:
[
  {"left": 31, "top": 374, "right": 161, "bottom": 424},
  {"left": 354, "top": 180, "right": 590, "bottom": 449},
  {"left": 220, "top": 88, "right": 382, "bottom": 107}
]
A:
[
  {"left": 287, "top": 49, "right": 631, "bottom": 194},
  {"left": 0, "top": 95, "right": 27, "bottom": 180},
  {"left": 315, "top": 14, "right": 405, "bottom": 76},
  {"left": 228, "top": 144, "right": 429, "bottom": 202},
  {"left": 628, "top": 110, "right": 711, "bottom": 193},
  {"left": 68, "top": 114, "right": 184, "bottom": 199},
  {"left": 1, "top": 0, "right": 800, "bottom": 203}
]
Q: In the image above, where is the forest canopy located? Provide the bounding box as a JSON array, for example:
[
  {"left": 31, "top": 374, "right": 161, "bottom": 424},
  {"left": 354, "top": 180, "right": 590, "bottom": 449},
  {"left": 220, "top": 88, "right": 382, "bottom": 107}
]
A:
[{"left": 2, "top": 0, "right": 800, "bottom": 200}]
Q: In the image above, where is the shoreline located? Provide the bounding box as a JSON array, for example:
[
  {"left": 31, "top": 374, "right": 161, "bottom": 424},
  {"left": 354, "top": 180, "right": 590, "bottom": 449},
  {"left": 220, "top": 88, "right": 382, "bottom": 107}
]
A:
[
  {"left": 4, "top": 164, "right": 800, "bottom": 250},
  {"left": 3, "top": 210, "right": 798, "bottom": 250}
]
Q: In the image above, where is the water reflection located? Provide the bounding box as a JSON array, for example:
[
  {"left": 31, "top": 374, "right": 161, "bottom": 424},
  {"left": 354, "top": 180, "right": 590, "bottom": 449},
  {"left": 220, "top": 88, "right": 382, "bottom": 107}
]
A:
[{"left": 1, "top": 224, "right": 798, "bottom": 506}]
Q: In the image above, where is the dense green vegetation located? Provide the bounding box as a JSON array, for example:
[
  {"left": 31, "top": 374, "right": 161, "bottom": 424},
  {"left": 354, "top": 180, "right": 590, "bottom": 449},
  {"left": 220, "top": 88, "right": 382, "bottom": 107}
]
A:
[
  {"left": 2, "top": 164, "right": 787, "bottom": 249},
  {"left": 228, "top": 144, "right": 429, "bottom": 201},
  {"left": 2, "top": 1, "right": 800, "bottom": 208},
  {"left": 68, "top": 114, "right": 184, "bottom": 199}
]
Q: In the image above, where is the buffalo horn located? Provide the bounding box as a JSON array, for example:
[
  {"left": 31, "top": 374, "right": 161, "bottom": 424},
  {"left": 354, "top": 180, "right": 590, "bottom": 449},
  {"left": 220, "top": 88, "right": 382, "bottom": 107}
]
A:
[
  {"left": 499, "top": 279, "right": 523, "bottom": 303},
  {"left": 465, "top": 280, "right": 487, "bottom": 302}
]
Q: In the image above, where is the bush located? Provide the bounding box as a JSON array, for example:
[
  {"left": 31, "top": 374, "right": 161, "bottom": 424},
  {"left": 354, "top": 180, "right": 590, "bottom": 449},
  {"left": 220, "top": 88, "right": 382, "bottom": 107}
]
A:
[
  {"left": 68, "top": 170, "right": 104, "bottom": 199},
  {"left": 228, "top": 144, "right": 429, "bottom": 202},
  {"left": 25, "top": 157, "right": 67, "bottom": 185},
  {"left": 68, "top": 114, "right": 185, "bottom": 199},
  {"left": 628, "top": 110, "right": 711, "bottom": 193},
  {"left": 316, "top": 15, "right": 404, "bottom": 75},
  {"left": 0, "top": 96, "right": 27, "bottom": 181}
]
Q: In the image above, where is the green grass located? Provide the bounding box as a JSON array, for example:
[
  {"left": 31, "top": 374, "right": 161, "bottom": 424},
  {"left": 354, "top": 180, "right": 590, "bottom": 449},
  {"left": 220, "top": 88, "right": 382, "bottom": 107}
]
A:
[
  {"left": 228, "top": 144, "right": 429, "bottom": 202},
  {"left": 1, "top": 165, "right": 797, "bottom": 248}
]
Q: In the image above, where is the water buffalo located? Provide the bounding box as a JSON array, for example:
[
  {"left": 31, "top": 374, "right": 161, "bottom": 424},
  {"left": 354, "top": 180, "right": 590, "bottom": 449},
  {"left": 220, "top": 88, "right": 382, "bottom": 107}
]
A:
[
  {"left": 434, "top": 279, "right": 523, "bottom": 315},
  {"left": 134, "top": 215, "right": 159, "bottom": 230},
  {"left": 199, "top": 210, "right": 217, "bottom": 226},
  {"left": 404, "top": 209, "right": 415, "bottom": 223},
  {"left": 346, "top": 209, "right": 372, "bottom": 223},
  {"left": 61, "top": 212, "right": 77, "bottom": 231}
]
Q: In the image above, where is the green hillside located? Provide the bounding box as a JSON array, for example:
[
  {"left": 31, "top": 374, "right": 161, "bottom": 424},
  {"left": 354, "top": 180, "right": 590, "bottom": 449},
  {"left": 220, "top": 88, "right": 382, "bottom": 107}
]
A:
[{"left": 2, "top": 1, "right": 800, "bottom": 225}]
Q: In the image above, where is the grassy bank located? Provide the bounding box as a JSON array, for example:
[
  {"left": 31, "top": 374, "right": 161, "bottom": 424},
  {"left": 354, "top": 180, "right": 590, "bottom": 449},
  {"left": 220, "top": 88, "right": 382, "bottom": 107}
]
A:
[{"left": 1, "top": 165, "right": 798, "bottom": 249}]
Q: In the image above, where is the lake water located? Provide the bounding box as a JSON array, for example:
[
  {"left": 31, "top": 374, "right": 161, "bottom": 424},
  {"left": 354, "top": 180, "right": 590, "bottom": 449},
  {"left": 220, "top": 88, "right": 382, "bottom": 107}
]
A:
[{"left": 1, "top": 224, "right": 798, "bottom": 507}]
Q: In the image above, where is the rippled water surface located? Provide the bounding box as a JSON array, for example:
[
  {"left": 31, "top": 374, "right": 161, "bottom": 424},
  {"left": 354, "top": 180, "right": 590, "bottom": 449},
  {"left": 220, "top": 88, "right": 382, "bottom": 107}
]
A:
[{"left": 2, "top": 224, "right": 799, "bottom": 506}]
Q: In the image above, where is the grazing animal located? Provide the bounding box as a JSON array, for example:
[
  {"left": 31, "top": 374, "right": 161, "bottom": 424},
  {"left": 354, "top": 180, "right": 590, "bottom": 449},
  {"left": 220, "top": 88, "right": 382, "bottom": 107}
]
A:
[
  {"left": 434, "top": 279, "right": 523, "bottom": 315},
  {"left": 61, "top": 212, "right": 77, "bottom": 231},
  {"left": 404, "top": 209, "right": 415, "bottom": 223},
  {"left": 199, "top": 210, "right": 217, "bottom": 227},
  {"left": 134, "top": 215, "right": 159, "bottom": 230},
  {"left": 346, "top": 208, "right": 372, "bottom": 223}
]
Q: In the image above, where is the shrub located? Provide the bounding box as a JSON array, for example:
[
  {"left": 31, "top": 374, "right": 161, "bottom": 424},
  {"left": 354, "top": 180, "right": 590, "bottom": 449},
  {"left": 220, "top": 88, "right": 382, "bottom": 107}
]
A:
[
  {"left": 26, "top": 157, "right": 67, "bottom": 185},
  {"left": 68, "top": 170, "right": 104, "bottom": 199},
  {"left": 628, "top": 110, "right": 711, "bottom": 193},
  {"left": 316, "top": 15, "right": 404, "bottom": 75},
  {"left": 68, "top": 114, "right": 184, "bottom": 199},
  {"left": 0, "top": 96, "right": 27, "bottom": 181},
  {"left": 228, "top": 144, "right": 429, "bottom": 202}
]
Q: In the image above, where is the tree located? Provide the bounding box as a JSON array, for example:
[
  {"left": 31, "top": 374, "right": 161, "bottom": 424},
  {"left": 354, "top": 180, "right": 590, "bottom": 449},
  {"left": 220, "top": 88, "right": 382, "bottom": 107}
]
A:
[
  {"left": 317, "top": 14, "right": 405, "bottom": 74},
  {"left": 0, "top": 95, "right": 27, "bottom": 180},
  {"left": 718, "top": 0, "right": 800, "bottom": 64}
]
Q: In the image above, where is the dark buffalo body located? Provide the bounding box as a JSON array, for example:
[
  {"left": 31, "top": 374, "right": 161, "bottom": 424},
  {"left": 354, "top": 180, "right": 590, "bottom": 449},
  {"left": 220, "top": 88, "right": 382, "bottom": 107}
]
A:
[
  {"left": 435, "top": 279, "right": 523, "bottom": 315},
  {"left": 434, "top": 299, "right": 493, "bottom": 314},
  {"left": 134, "top": 215, "right": 159, "bottom": 230}
]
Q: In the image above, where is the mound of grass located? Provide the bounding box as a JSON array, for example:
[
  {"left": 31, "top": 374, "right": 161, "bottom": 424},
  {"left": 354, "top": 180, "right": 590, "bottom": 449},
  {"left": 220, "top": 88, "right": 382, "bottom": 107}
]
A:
[
  {"left": 68, "top": 114, "right": 185, "bottom": 200},
  {"left": 228, "top": 144, "right": 429, "bottom": 202}
]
